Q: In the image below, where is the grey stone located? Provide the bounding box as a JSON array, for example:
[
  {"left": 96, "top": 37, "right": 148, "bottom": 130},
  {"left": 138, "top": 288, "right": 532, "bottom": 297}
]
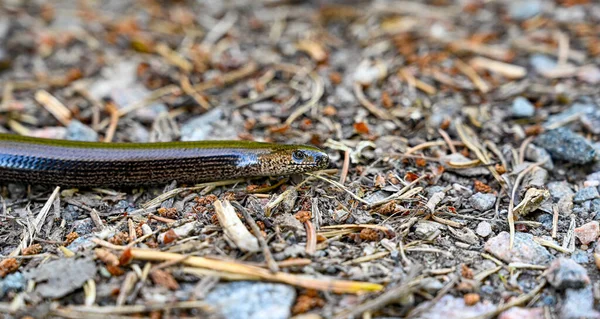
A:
[
  {"left": 530, "top": 54, "right": 557, "bottom": 74},
  {"left": 412, "top": 295, "right": 496, "bottom": 319},
  {"left": 0, "top": 272, "right": 25, "bottom": 298},
  {"left": 547, "top": 181, "right": 574, "bottom": 202},
  {"left": 426, "top": 186, "right": 446, "bottom": 198},
  {"left": 469, "top": 193, "right": 497, "bottom": 211},
  {"left": 484, "top": 231, "right": 553, "bottom": 265},
  {"left": 72, "top": 218, "right": 95, "bottom": 236},
  {"left": 415, "top": 221, "right": 444, "bottom": 239},
  {"left": 476, "top": 221, "right": 492, "bottom": 237},
  {"left": 180, "top": 108, "right": 224, "bottom": 141},
  {"left": 65, "top": 120, "right": 98, "bottom": 142},
  {"left": 574, "top": 187, "right": 600, "bottom": 203},
  {"left": 545, "top": 258, "right": 590, "bottom": 290},
  {"left": 545, "top": 103, "right": 596, "bottom": 128},
  {"left": 571, "top": 250, "right": 589, "bottom": 264},
  {"left": 561, "top": 286, "right": 600, "bottom": 319},
  {"left": 24, "top": 257, "right": 97, "bottom": 298},
  {"left": 205, "top": 282, "right": 296, "bottom": 319},
  {"left": 525, "top": 144, "right": 554, "bottom": 170},
  {"left": 508, "top": 0, "right": 542, "bottom": 20},
  {"left": 535, "top": 128, "right": 596, "bottom": 164},
  {"left": 511, "top": 97, "right": 535, "bottom": 118}
]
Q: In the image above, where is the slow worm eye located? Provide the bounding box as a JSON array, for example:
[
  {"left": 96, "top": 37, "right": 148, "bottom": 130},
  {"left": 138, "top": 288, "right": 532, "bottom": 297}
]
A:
[{"left": 292, "top": 150, "right": 306, "bottom": 163}]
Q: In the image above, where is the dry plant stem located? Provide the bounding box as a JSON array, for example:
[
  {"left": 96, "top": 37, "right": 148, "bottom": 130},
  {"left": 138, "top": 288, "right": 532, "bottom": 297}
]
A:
[
  {"left": 142, "top": 179, "right": 245, "bottom": 209},
  {"left": 34, "top": 90, "right": 72, "bottom": 126},
  {"left": 518, "top": 136, "right": 534, "bottom": 164},
  {"left": 63, "top": 300, "right": 214, "bottom": 315},
  {"left": 307, "top": 173, "right": 369, "bottom": 204},
  {"left": 11, "top": 186, "right": 60, "bottom": 256},
  {"left": 552, "top": 204, "right": 559, "bottom": 239},
  {"left": 285, "top": 71, "right": 324, "bottom": 125},
  {"left": 339, "top": 150, "right": 350, "bottom": 185},
  {"left": 353, "top": 82, "right": 398, "bottom": 125},
  {"left": 333, "top": 266, "right": 421, "bottom": 319},
  {"left": 304, "top": 220, "right": 317, "bottom": 255},
  {"left": 405, "top": 140, "right": 464, "bottom": 155},
  {"left": 180, "top": 75, "right": 211, "bottom": 110},
  {"left": 467, "top": 280, "right": 547, "bottom": 319},
  {"left": 155, "top": 43, "right": 193, "bottom": 73},
  {"left": 438, "top": 129, "right": 457, "bottom": 154},
  {"left": 469, "top": 57, "right": 527, "bottom": 79},
  {"left": 129, "top": 248, "right": 383, "bottom": 293},
  {"left": 507, "top": 160, "right": 547, "bottom": 249},
  {"left": 103, "top": 103, "right": 119, "bottom": 143},
  {"left": 368, "top": 174, "right": 427, "bottom": 208},
  {"left": 454, "top": 59, "right": 489, "bottom": 93},
  {"left": 231, "top": 201, "right": 279, "bottom": 272}
]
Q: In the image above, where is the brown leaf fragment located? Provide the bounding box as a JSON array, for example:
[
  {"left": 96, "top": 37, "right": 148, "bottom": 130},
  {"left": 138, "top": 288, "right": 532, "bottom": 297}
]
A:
[
  {"left": 65, "top": 232, "right": 79, "bottom": 245},
  {"left": 22, "top": 244, "right": 42, "bottom": 256},
  {"left": 109, "top": 232, "right": 129, "bottom": 245},
  {"left": 150, "top": 269, "right": 180, "bottom": 290},
  {"left": 292, "top": 289, "right": 326, "bottom": 315},
  {"left": 295, "top": 210, "right": 312, "bottom": 223},
  {"left": 359, "top": 228, "right": 380, "bottom": 241},
  {"left": 119, "top": 247, "right": 133, "bottom": 266},
  {"left": 106, "top": 265, "right": 125, "bottom": 276},
  {"left": 0, "top": 258, "right": 19, "bottom": 278},
  {"left": 474, "top": 180, "right": 492, "bottom": 193}
]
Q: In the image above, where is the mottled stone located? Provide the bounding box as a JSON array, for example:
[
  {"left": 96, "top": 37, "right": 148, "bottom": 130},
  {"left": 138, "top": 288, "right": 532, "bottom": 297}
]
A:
[
  {"left": 535, "top": 128, "right": 596, "bottom": 164},
  {"left": 484, "top": 231, "right": 553, "bottom": 265},
  {"left": 545, "top": 258, "right": 590, "bottom": 290},
  {"left": 547, "top": 181, "right": 574, "bottom": 202},
  {"left": 65, "top": 120, "right": 98, "bottom": 142},
  {"left": 574, "top": 221, "right": 599, "bottom": 245},
  {"left": 0, "top": 272, "right": 25, "bottom": 298},
  {"left": 469, "top": 193, "right": 497, "bottom": 211},
  {"left": 574, "top": 187, "right": 600, "bottom": 203}
]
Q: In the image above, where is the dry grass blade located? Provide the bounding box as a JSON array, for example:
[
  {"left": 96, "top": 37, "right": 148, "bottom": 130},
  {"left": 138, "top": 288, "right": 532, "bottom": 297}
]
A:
[
  {"left": 142, "top": 179, "right": 245, "bottom": 209},
  {"left": 34, "top": 90, "right": 72, "bottom": 126},
  {"left": 507, "top": 160, "right": 547, "bottom": 249},
  {"left": 469, "top": 57, "right": 527, "bottom": 79},
  {"left": 306, "top": 173, "right": 369, "bottom": 205},
  {"left": 455, "top": 121, "right": 505, "bottom": 188},
  {"left": 129, "top": 248, "right": 383, "bottom": 293},
  {"left": 285, "top": 71, "right": 324, "bottom": 125},
  {"left": 215, "top": 200, "right": 259, "bottom": 252}
]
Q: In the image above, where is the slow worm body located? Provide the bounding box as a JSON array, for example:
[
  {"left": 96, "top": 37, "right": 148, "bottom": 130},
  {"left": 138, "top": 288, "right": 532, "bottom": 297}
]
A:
[{"left": 0, "top": 134, "right": 329, "bottom": 187}]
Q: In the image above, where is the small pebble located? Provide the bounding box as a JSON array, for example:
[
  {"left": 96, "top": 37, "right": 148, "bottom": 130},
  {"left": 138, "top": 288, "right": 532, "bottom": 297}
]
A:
[
  {"left": 535, "top": 128, "right": 596, "bottom": 164},
  {"left": 484, "top": 231, "right": 553, "bottom": 265},
  {"left": 476, "top": 221, "right": 492, "bottom": 238},
  {"left": 545, "top": 258, "right": 590, "bottom": 290},
  {"left": 469, "top": 193, "right": 497, "bottom": 211},
  {"left": 578, "top": 65, "right": 600, "bottom": 84},
  {"left": 530, "top": 54, "right": 557, "bottom": 73},
  {"left": 511, "top": 97, "right": 535, "bottom": 118},
  {"left": 498, "top": 307, "right": 544, "bottom": 319},
  {"left": 574, "top": 221, "right": 599, "bottom": 245},
  {"left": 525, "top": 144, "right": 553, "bottom": 170},
  {"left": 508, "top": 0, "right": 542, "bottom": 20},
  {"left": 574, "top": 187, "right": 600, "bottom": 203},
  {"left": 411, "top": 295, "right": 495, "bottom": 319},
  {"left": 353, "top": 60, "right": 387, "bottom": 85},
  {"left": 65, "top": 120, "right": 98, "bottom": 142}
]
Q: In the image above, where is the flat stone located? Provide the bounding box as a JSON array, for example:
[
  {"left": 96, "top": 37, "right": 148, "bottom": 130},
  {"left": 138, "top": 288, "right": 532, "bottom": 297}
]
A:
[
  {"left": 0, "top": 272, "right": 25, "bottom": 298},
  {"left": 525, "top": 144, "right": 554, "bottom": 170},
  {"left": 498, "top": 307, "right": 544, "bottom": 319},
  {"left": 574, "top": 187, "right": 600, "bottom": 203},
  {"left": 545, "top": 258, "right": 590, "bottom": 290},
  {"left": 511, "top": 97, "right": 535, "bottom": 118},
  {"left": 469, "top": 193, "right": 497, "bottom": 211},
  {"left": 535, "top": 128, "right": 596, "bottom": 164},
  {"left": 530, "top": 54, "right": 557, "bottom": 73},
  {"left": 484, "top": 231, "right": 553, "bottom": 265},
  {"left": 205, "top": 282, "right": 296, "bottom": 319},
  {"left": 574, "top": 221, "right": 600, "bottom": 245},
  {"left": 508, "top": 0, "right": 542, "bottom": 20},
  {"left": 24, "top": 257, "right": 97, "bottom": 298}
]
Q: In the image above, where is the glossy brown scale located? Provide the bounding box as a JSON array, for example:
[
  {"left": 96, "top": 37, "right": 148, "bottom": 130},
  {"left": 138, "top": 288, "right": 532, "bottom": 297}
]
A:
[{"left": 0, "top": 134, "right": 329, "bottom": 187}]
